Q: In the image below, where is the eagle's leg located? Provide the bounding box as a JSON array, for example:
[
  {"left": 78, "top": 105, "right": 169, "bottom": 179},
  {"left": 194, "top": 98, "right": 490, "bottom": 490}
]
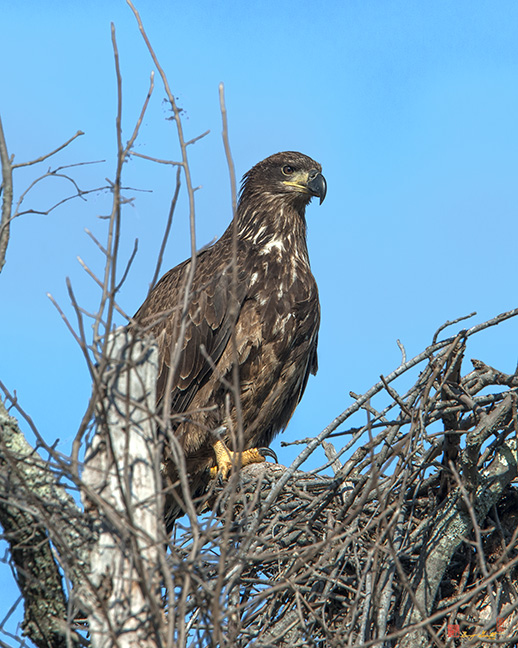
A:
[{"left": 210, "top": 439, "right": 277, "bottom": 480}]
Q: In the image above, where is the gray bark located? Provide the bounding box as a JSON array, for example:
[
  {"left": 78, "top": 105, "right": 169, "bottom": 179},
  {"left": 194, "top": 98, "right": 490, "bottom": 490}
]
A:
[
  {"left": 0, "top": 400, "right": 89, "bottom": 647},
  {"left": 398, "top": 436, "right": 518, "bottom": 648},
  {"left": 81, "top": 329, "right": 163, "bottom": 648}
]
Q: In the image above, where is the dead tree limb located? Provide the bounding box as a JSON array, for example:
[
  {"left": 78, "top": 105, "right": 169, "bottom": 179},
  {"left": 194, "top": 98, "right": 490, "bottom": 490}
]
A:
[
  {"left": 81, "top": 329, "right": 164, "bottom": 648},
  {"left": 0, "top": 400, "right": 89, "bottom": 647}
]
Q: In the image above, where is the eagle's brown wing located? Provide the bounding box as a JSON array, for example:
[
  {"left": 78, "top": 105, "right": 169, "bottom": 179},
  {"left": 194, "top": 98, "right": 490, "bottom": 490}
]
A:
[{"left": 133, "top": 242, "right": 249, "bottom": 416}]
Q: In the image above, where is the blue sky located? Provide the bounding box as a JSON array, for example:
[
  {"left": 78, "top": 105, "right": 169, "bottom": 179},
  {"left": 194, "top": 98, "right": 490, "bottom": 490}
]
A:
[{"left": 1, "top": 0, "right": 518, "bottom": 635}]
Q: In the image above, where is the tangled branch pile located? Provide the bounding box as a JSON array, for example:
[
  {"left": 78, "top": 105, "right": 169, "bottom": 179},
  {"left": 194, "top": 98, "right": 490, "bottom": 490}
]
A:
[{"left": 167, "top": 314, "right": 518, "bottom": 647}]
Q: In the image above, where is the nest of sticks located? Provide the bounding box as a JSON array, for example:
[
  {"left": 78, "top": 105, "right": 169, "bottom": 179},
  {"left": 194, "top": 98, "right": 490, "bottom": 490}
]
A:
[{"left": 171, "top": 311, "right": 518, "bottom": 647}]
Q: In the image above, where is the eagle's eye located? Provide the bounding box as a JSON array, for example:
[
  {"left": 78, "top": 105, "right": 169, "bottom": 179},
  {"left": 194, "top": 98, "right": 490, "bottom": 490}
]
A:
[{"left": 282, "top": 165, "right": 295, "bottom": 176}]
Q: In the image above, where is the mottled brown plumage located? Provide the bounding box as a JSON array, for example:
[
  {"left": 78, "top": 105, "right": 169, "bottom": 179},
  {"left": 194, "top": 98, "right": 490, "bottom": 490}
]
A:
[{"left": 133, "top": 151, "right": 326, "bottom": 525}]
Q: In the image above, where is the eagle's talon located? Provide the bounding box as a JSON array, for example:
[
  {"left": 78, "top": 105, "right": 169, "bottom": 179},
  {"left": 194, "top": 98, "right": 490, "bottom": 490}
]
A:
[
  {"left": 212, "top": 425, "right": 228, "bottom": 440},
  {"left": 208, "top": 465, "right": 231, "bottom": 481},
  {"left": 210, "top": 440, "right": 277, "bottom": 480},
  {"left": 258, "top": 447, "right": 278, "bottom": 463}
]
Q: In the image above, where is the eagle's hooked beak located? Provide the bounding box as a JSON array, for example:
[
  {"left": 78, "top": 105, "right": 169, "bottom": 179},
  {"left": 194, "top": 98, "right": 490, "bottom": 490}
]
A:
[
  {"left": 307, "top": 169, "right": 327, "bottom": 205},
  {"left": 283, "top": 169, "right": 327, "bottom": 204}
]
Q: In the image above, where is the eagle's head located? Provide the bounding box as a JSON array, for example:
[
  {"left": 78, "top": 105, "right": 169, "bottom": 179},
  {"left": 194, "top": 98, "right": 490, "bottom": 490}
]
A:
[{"left": 239, "top": 151, "right": 327, "bottom": 210}]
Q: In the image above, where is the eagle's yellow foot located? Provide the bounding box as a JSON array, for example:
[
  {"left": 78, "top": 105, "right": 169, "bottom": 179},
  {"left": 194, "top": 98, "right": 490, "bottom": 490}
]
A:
[{"left": 210, "top": 439, "right": 277, "bottom": 480}]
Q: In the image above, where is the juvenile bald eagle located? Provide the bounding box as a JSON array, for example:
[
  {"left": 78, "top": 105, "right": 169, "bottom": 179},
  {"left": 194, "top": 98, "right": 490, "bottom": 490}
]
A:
[{"left": 133, "top": 151, "right": 326, "bottom": 525}]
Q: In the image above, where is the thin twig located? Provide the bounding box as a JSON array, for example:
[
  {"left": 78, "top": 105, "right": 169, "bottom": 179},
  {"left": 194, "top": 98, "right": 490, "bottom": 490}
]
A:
[
  {"left": 149, "top": 166, "right": 181, "bottom": 290},
  {"left": 11, "top": 130, "right": 84, "bottom": 169}
]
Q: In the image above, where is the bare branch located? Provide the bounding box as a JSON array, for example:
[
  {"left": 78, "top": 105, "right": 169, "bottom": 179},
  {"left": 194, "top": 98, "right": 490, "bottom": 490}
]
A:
[
  {"left": 11, "top": 130, "right": 84, "bottom": 169},
  {"left": 432, "top": 311, "right": 477, "bottom": 344},
  {"left": 149, "top": 166, "right": 181, "bottom": 290},
  {"left": 0, "top": 113, "right": 13, "bottom": 274}
]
